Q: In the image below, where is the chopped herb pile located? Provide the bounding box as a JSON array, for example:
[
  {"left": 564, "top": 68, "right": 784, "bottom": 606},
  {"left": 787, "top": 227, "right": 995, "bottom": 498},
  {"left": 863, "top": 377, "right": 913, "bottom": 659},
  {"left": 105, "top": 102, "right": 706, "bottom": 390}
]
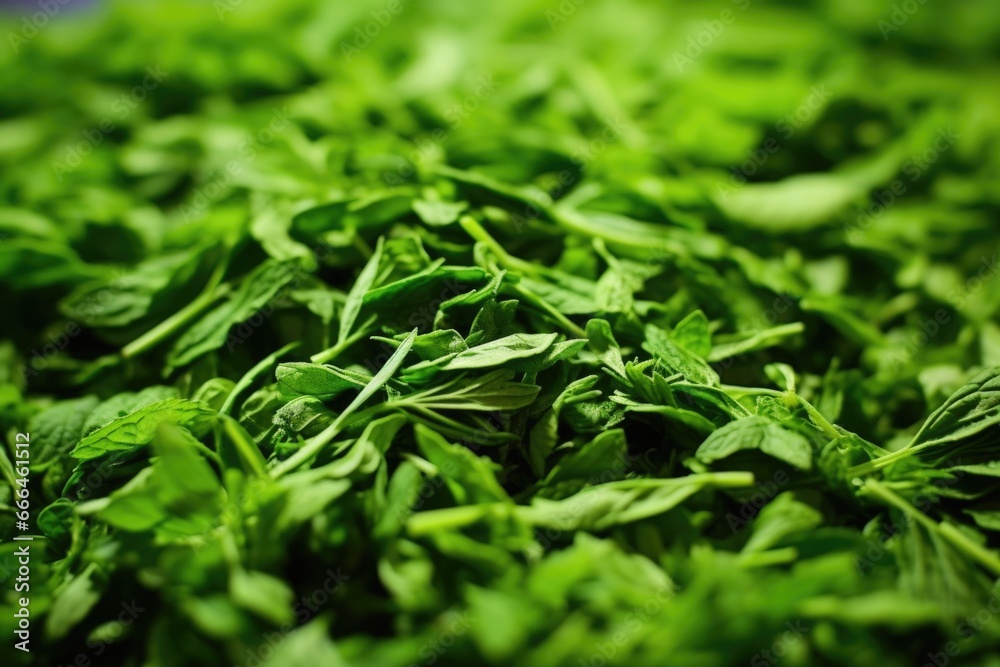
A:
[{"left": 3, "top": 1, "right": 1000, "bottom": 666}]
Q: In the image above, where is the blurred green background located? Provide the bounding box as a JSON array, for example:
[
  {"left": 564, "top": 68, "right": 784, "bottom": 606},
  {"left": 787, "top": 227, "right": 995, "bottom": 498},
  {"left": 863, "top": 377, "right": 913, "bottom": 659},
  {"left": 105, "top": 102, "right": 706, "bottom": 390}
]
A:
[
  {"left": 3, "top": 1, "right": 1000, "bottom": 666},
  {"left": 3, "top": 0, "right": 1000, "bottom": 213}
]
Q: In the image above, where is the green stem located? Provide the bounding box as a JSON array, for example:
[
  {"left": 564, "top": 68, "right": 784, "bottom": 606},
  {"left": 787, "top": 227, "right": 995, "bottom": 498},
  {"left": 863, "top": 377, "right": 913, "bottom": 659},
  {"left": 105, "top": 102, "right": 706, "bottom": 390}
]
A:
[
  {"left": 192, "top": 439, "right": 224, "bottom": 469},
  {"left": 511, "top": 283, "right": 588, "bottom": 339},
  {"left": 220, "top": 416, "right": 269, "bottom": 478},
  {"left": 391, "top": 374, "right": 464, "bottom": 403},
  {"left": 740, "top": 547, "right": 799, "bottom": 569},
  {"left": 399, "top": 407, "right": 515, "bottom": 445},
  {"left": 722, "top": 386, "right": 841, "bottom": 441},
  {"left": 122, "top": 262, "right": 230, "bottom": 359},
  {"left": 310, "top": 317, "right": 375, "bottom": 364},
  {"left": 269, "top": 404, "right": 385, "bottom": 478},
  {"left": 274, "top": 329, "right": 416, "bottom": 477},
  {"left": 221, "top": 342, "right": 300, "bottom": 415},
  {"left": 460, "top": 216, "right": 587, "bottom": 339},
  {"left": 598, "top": 471, "right": 755, "bottom": 491},
  {"left": 797, "top": 396, "right": 841, "bottom": 440},
  {"left": 721, "top": 386, "right": 783, "bottom": 398},
  {"left": 221, "top": 531, "right": 242, "bottom": 570},
  {"left": 847, "top": 448, "right": 913, "bottom": 478},
  {"left": 459, "top": 216, "right": 534, "bottom": 273},
  {"left": 862, "top": 478, "right": 1000, "bottom": 577},
  {"left": 406, "top": 503, "right": 503, "bottom": 536},
  {"left": 937, "top": 523, "right": 1000, "bottom": 578}
]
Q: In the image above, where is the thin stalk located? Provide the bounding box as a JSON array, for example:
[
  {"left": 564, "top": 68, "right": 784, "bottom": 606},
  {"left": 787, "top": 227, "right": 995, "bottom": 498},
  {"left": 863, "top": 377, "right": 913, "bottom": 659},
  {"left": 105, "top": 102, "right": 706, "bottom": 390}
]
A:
[
  {"left": 797, "top": 396, "right": 841, "bottom": 440},
  {"left": 220, "top": 416, "right": 269, "bottom": 479},
  {"left": 459, "top": 216, "right": 587, "bottom": 339},
  {"left": 596, "top": 471, "right": 755, "bottom": 491},
  {"left": 122, "top": 261, "right": 231, "bottom": 359},
  {"left": 272, "top": 329, "right": 417, "bottom": 477},
  {"left": 862, "top": 478, "right": 1000, "bottom": 577},
  {"left": 511, "top": 284, "right": 588, "bottom": 339},
  {"left": 740, "top": 547, "right": 799, "bottom": 569},
  {"left": 721, "top": 386, "right": 784, "bottom": 398},
  {"left": 191, "top": 439, "right": 224, "bottom": 469},
  {"left": 848, "top": 448, "right": 915, "bottom": 477},
  {"left": 401, "top": 408, "right": 515, "bottom": 445},
  {"left": 221, "top": 342, "right": 300, "bottom": 415},
  {"left": 720, "top": 387, "right": 842, "bottom": 440},
  {"left": 269, "top": 404, "right": 385, "bottom": 478},
  {"left": 310, "top": 317, "right": 375, "bottom": 364},
  {"left": 459, "top": 216, "right": 535, "bottom": 273}
]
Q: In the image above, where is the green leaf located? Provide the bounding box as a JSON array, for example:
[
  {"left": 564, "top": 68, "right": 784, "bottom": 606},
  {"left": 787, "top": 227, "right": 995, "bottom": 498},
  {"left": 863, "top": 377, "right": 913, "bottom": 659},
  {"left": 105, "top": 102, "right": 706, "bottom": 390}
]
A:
[
  {"left": 273, "top": 396, "right": 336, "bottom": 437},
  {"left": 338, "top": 236, "right": 383, "bottom": 344},
  {"left": 45, "top": 564, "right": 102, "bottom": 641},
  {"left": 309, "top": 413, "right": 406, "bottom": 479},
  {"left": 413, "top": 199, "right": 468, "bottom": 226},
  {"left": 643, "top": 325, "right": 719, "bottom": 386},
  {"left": 910, "top": 367, "right": 1000, "bottom": 450},
  {"left": 260, "top": 619, "right": 344, "bottom": 667},
  {"left": 88, "top": 424, "right": 223, "bottom": 536},
  {"left": 672, "top": 310, "right": 712, "bottom": 358},
  {"left": 168, "top": 259, "right": 303, "bottom": 368},
  {"left": 71, "top": 398, "right": 216, "bottom": 461},
  {"left": 59, "top": 252, "right": 199, "bottom": 328},
  {"left": 276, "top": 362, "right": 369, "bottom": 399},
  {"left": 743, "top": 492, "right": 823, "bottom": 553},
  {"left": 696, "top": 416, "right": 813, "bottom": 470},
  {"left": 83, "top": 386, "right": 180, "bottom": 436},
  {"left": 230, "top": 569, "right": 294, "bottom": 625},
  {"left": 270, "top": 329, "right": 417, "bottom": 476},
  {"left": 421, "top": 332, "right": 558, "bottom": 372},
  {"left": 543, "top": 429, "right": 628, "bottom": 485},
  {"left": 398, "top": 369, "right": 540, "bottom": 413},
  {"left": 707, "top": 323, "right": 805, "bottom": 363},
  {"left": 585, "top": 318, "right": 626, "bottom": 378},
  {"left": 30, "top": 396, "right": 99, "bottom": 470},
  {"left": 414, "top": 424, "right": 510, "bottom": 505}
]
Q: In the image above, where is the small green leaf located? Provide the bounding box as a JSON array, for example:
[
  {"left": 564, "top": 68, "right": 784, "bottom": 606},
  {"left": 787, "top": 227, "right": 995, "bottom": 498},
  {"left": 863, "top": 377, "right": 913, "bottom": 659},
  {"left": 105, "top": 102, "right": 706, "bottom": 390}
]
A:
[
  {"left": 339, "top": 236, "right": 384, "bottom": 344},
  {"left": 71, "top": 398, "right": 216, "bottom": 461},
  {"left": 696, "top": 416, "right": 813, "bottom": 470}
]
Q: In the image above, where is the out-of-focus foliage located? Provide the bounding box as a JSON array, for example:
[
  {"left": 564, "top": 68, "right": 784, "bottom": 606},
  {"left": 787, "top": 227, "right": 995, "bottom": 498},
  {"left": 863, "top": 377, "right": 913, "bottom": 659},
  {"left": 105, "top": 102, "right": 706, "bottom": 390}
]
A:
[{"left": 2, "top": 0, "right": 1000, "bottom": 666}]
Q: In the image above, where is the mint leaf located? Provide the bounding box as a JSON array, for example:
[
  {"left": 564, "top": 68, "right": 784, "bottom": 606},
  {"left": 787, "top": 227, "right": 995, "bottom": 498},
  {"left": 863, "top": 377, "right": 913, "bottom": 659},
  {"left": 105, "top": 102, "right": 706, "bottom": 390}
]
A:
[{"left": 696, "top": 416, "right": 814, "bottom": 470}]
